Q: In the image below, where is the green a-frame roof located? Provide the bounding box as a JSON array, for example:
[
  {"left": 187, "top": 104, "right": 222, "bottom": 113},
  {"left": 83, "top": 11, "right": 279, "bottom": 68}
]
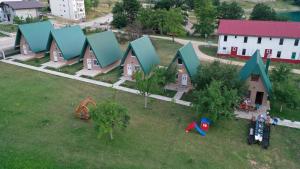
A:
[
  {"left": 15, "top": 21, "right": 54, "bottom": 53},
  {"left": 170, "top": 42, "right": 200, "bottom": 80},
  {"left": 121, "top": 36, "right": 160, "bottom": 75},
  {"left": 239, "top": 50, "right": 272, "bottom": 93},
  {"left": 82, "top": 31, "right": 123, "bottom": 68},
  {"left": 47, "top": 26, "right": 86, "bottom": 60}
]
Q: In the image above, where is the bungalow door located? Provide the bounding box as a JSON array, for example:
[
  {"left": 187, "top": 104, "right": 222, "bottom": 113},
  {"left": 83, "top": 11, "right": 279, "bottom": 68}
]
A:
[
  {"left": 53, "top": 51, "right": 58, "bottom": 62},
  {"left": 264, "top": 49, "right": 272, "bottom": 58},
  {"left": 23, "top": 44, "right": 28, "bottom": 55},
  {"left": 231, "top": 47, "right": 238, "bottom": 56},
  {"left": 127, "top": 64, "right": 133, "bottom": 76},
  {"left": 87, "top": 59, "right": 92, "bottom": 70},
  {"left": 181, "top": 74, "right": 188, "bottom": 86}
]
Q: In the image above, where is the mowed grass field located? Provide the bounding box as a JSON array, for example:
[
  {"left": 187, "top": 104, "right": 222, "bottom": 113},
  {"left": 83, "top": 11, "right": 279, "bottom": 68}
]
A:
[{"left": 0, "top": 62, "right": 300, "bottom": 169}]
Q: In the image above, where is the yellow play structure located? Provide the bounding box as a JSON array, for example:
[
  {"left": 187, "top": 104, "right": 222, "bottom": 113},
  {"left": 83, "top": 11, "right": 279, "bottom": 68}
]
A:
[{"left": 75, "top": 97, "right": 96, "bottom": 120}]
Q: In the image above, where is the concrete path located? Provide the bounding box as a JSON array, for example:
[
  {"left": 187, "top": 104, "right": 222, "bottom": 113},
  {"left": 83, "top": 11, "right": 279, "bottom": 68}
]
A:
[
  {"left": 174, "top": 91, "right": 185, "bottom": 100},
  {"left": 1, "top": 58, "right": 299, "bottom": 129},
  {"left": 113, "top": 79, "right": 126, "bottom": 87},
  {"left": 150, "top": 35, "right": 300, "bottom": 75}
]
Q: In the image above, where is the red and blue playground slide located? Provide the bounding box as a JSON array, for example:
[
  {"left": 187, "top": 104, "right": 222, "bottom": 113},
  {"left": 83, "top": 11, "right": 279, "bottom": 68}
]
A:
[{"left": 185, "top": 118, "right": 210, "bottom": 136}]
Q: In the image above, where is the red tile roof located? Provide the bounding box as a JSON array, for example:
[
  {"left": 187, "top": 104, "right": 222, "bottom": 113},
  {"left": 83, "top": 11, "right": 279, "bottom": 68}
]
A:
[{"left": 218, "top": 19, "right": 300, "bottom": 39}]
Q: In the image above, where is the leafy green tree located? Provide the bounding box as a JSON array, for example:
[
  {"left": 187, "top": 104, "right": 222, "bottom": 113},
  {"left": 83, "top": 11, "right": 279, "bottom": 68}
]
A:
[
  {"left": 123, "top": 0, "right": 141, "bottom": 24},
  {"left": 218, "top": 2, "right": 244, "bottom": 19},
  {"left": 194, "top": 0, "right": 217, "bottom": 37},
  {"left": 84, "top": 0, "right": 93, "bottom": 12},
  {"left": 194, "top": 61, "right": 247, "bottom": 97},
  {"left": 112, "top": 2, "right": 127, "bottom": 28},
  {"left": 250, "top": 3, "right": 277, "bottom": 21},
  {"left": 112, "top": 0, "right": 140, "bottom": 28},
  {"left": 90, "top": 101, "right": 130, "bottom": 140},
  {"left": 193, "top": 80, "right": 239, "bottom": 122},
  {"left": 163, "top": 8, "right": 185, "bottom": 42},
  {"left": 134, "top": 68, "right": 162, "bottom": 108},
  {"left": 270, "top": 64, "right": 299, "bottom": 112}
]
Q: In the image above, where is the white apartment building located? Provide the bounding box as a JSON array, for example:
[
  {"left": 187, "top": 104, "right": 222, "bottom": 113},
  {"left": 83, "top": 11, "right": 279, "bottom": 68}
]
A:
[
  {"left": 49, "top": 0, "right": 85, "bottom": 21},
  {"left": 217, "top": 20, "right": 300, "bottom": 64}
]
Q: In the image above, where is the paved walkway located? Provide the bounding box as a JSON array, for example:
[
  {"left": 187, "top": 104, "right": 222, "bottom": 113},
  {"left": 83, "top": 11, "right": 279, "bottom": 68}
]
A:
[
  {"left": 1, "top": 55, "right": 300, "bottom": 129},
  {"left": 174, "top": 91, "right": 185, "bottom": 100},
  {"left": 113, "top": 79, "right": 126, "bottom": 87},
  {"left": 150, "top": 35, "right": 300, "bottom": 75}
]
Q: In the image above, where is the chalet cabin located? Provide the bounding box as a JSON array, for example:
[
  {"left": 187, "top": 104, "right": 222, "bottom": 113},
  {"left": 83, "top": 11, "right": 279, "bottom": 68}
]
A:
[
  {"left": 82, "top": 31, "right": 123, "bottom": 74},
  {"left": 47, "top": 26, "right": 85, "bottom": 66},
  {"left": 15, "top": 21, "right": 53, "bottom": 58},
  {"left": 168, "top": 42, "right": 200, "bottom": 91},
  {"left": 217, "top": 19, "right": 300, "bottom": 63},
  {"left": 121, "top": 36, "right": 160, "bottom": 79},
  {"left": 240, "top": 50, "right": 272, "bottom": 107}
]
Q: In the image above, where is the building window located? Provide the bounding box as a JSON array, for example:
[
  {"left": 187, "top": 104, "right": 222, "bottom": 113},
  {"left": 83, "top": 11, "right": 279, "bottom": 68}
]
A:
[
  {"left": 242, "top": 49, "right": 246, "bottom": 55},
  {"left": 244, "top": 37, "right": 248, "bottom": 43},
  {"left": 224, "top": 35, "right": 227, "bottom": 42},
  {"left": 257, "top": 37, "right": 262, "bottom": 44},
  {"left": 269, "top": 37, "right": 272, "bottom": 40},
  {"left": 223, "top": 47, "right": 226, "bottom": 50},
  {"left": 178, "top": 58, "right": 183, "bottom": 64},
  {"left": 279, "top": 38, "right": 284, "bottom": 45},
  {"left": 251, "top": 74, "right": 259, "bottom": 81},
  {"left": 94, "top": 59, "right": 99, "bottom": 65},
  {"left": 291, "top": 52, "right": 296, "bottom": 60},
  {"left": 235, "top": 36, "right": 237, "bottom": 38},
  {"left": 277, "top": 51, "right": 281, "bottom": 58},
  {"left": 295, "top": 39, "right": 299, "bottom": 46}
]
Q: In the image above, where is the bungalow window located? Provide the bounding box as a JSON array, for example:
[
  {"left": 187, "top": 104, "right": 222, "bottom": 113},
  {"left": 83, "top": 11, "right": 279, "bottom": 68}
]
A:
[
  {"left": 279, "top": 38, "right": 284, "bottom": 45},
  {"left": 244, "top": 36, "right": 248, "bottom": 43},
  {"left": 295, "top": 39, "right": 299, "bottom": 46},
  {"left": 235, "top": 36, "right": 237, "bottom": 38},
  {"left": 223, "top": 47, "right": 226, "bottom": 50},
  {"left": 277, "top": 51, "right": 281, "bottom": 58},
  {"left": 257, "top": 37, "right": 262, "bottom": 44},
  {"left": 251, "top": 74, "right": 259, "bottom": 81},
  {"left": 242, "top": 49, "right": 246, "bottom": 55},
  {"left": 135, "top": 65, "right": 140, "bottom": 71},
  {"left": 178, "top": 58, "right": 183, "bottom": 64},
  {"left": 224, "top": 35, "right": 227, "bottom": 42},
  {"left": 94, "top": 59, "right": 99, "bottom": 65}
]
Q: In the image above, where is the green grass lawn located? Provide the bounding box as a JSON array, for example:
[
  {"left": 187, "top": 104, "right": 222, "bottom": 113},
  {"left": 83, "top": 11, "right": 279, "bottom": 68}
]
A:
[
  {"left": 90, "top": 67, "right": 122, "bottom": 84},
  {"left": 21, "top": 54, "right": 50, "bottom": 67},
  {"left": 0, "top": 62, "right": 300, "bottom": 169},
  {"left": 47, "top": 62, "right": 83, "bottom": 75},
  {"left": 0, "top": 24, "right": 18, "bottom": 33},
  {"left": 151, "top": 38, "right": 182, "bottom": 66}
]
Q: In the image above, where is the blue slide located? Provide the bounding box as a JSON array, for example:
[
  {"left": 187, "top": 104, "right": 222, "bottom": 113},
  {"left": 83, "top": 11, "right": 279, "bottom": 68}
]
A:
[{"left": 194, "top": 123, "right": 206, "bottom": 136}]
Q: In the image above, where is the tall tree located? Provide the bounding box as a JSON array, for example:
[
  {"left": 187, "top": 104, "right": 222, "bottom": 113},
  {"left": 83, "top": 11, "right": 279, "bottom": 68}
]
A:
[
  {"left": 123, "top": 0, "right": 141, "bottom": 24},
  {"left": 163, "top": 8, "right": 185, "bottom": 42},
  {"left": 193, "top": 80, "right": 239, "bottom": 122},
  {"left": 112, "top": 2, "right": 127, "bottom": 28},
  {"left": 194, "top": 0, "right": 217, "bottom": 37},
  {"left": 218, "top": 2, "right": 244, "bottom": 19},
  {"left": 135, "top": 68, "right": 162, "bottom": 108},
  {"left": 270, "top": 64, "right": 299, "bottom": 112},
  {"left": 90, "top": 101, "right": 130, "bottom": 140},
  {"left": 250, "top": 3, "right": 277, "bottom": 21},
  {"left": 194, "top": 61, "right": 246, "bottom": 97},
  {"left": 112, "top": 0, "right": 140, "bottom": 28}
]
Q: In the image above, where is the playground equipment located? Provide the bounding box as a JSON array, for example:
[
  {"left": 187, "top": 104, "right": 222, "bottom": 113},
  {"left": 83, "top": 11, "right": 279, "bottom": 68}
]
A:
[
  {"left": 247, "top": 114, "right": 271, "bottom": 149},
  {"left": 185, "top": 118, "right": 211, "bottom": 136},
  {"left": 75, "top": 97, "right": 96, "bottom": 120}
]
